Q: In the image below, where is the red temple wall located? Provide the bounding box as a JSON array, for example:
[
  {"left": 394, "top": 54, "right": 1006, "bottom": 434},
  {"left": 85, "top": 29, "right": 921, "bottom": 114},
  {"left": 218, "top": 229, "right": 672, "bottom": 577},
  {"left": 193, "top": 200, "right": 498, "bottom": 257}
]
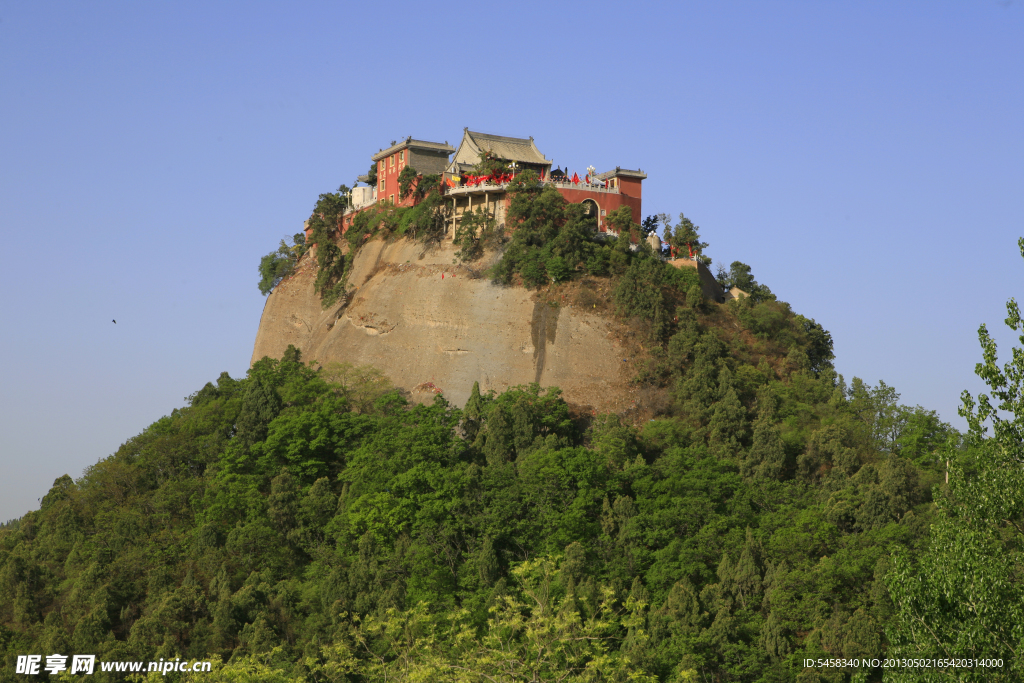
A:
[{"left": 554, "top": 187, "right": 642, "bottom": 228}]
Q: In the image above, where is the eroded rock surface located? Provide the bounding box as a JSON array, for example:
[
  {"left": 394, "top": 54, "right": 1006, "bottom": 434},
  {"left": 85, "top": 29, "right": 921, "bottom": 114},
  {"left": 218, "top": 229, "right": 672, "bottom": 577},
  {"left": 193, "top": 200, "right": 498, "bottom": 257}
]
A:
[{"left": 252, "top": 238, "right": 635, "bottom": 411}]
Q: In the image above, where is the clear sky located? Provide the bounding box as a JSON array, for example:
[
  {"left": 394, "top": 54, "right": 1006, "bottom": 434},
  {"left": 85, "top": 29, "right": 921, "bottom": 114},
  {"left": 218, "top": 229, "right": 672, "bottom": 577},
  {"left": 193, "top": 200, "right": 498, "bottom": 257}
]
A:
[{"left": 1, "top": 1, "right": 1021, "bottom": 522}]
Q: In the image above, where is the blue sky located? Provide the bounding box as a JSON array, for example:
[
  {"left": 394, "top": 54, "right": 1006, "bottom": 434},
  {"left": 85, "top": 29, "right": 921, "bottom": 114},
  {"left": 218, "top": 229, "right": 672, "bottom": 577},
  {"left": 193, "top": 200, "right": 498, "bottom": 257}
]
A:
[{"left": 1, "top": 1, "right": 1021, "bottom": 522}]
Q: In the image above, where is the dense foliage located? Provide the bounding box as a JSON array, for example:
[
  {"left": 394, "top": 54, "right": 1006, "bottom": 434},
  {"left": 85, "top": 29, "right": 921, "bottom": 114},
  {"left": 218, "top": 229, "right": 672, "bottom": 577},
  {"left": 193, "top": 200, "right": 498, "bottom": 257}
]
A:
[
  {"left": 346, "top": 177, "right": 447, "bottom": 252},
  {"left": 453, "top": 209, "right": 502, "bottom": 264},
  {"left": 486, "top": 173, "right": 703, "bottom": 302},
  {"left": 49, "top": 152, "right": 1024, "bottom": 681},
  {"left": 1, "top": 310, "right": 957, "bottom": 682}
]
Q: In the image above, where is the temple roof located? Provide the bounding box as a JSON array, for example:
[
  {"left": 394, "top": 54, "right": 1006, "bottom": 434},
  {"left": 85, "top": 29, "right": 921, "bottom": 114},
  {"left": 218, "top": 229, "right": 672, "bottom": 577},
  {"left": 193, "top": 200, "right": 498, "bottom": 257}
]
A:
[
  {"left": 465, "top": 130, "right": 549, "bottom": 164},
  {"left": 372, "top": 137, "right": 455, "bottom": 162},
  {"left": 595, "top": 167, "right": 647, "bottom": 181},
  {"left": 448, "top": 129, "right": 552, "bottom": 174}
]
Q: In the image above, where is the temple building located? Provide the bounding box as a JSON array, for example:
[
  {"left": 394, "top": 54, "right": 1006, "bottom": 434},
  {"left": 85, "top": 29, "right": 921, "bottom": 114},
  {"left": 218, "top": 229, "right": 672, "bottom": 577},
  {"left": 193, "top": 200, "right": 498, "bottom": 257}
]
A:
[
  {"left": 343, "top": 129, "right": 646, "bottom": 237},
  {"left": 446, "top": 129, "right": 552, "bottom": 177},
  {"left": 355, "top": 137, "right": 455, "bottom": 209}
]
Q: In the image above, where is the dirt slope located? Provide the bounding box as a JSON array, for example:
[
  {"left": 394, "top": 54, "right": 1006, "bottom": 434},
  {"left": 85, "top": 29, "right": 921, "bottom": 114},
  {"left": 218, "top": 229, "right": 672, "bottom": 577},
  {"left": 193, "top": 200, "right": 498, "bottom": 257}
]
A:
[{"left": 252, "top": 238, "right": 638, "bottom": 411}]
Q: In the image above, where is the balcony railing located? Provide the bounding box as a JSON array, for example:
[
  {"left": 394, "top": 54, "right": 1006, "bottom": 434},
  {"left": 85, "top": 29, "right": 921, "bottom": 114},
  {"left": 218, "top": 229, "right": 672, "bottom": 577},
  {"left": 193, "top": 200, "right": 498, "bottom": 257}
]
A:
[{"left": 445, "top": 179, "right": 620, "bottom": 196}]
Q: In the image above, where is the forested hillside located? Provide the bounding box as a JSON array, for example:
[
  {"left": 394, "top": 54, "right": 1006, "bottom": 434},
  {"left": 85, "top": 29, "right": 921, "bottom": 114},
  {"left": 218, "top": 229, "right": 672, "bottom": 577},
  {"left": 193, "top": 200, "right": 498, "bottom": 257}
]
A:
[
  {"left": 0, "top": 345, "right": 951, "bottom": 681},
  {"left": 2, "top": 179, "right": 1020, "bottom": 682}
]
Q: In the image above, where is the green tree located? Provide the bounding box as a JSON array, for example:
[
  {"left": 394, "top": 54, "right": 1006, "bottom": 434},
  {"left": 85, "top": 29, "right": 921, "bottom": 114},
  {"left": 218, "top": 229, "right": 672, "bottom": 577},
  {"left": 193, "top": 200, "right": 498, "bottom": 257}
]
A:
[
  {"left": 257, "top": 233, "right": 306, "bottom": 296},
  {"left": 492, "top": 175, "right": 601, "bottom": 287},
  {"left": 397, "top": 165, "right": 418, "bottom": 199},
  {"left": 234, "top": 361, "right": 284, "bottom": 447},
  {"left": 320, "top": 361, "right": 397, "bottom": 414},
  {"left": 453, "top": 208, "right": 499, "bottom": 263},
  {"left": 606, "top": 206, "right": 638, "bottom": 242},
  {"left": 641, "top": 214, "right": 660, "bottom": 238},
  {"left": 672, "top": 213, "right": 710, "bottom": 266},
  {"left": 307, "top": 187, "right": 350, "bottom": 307},
  {"left": 546, "top": 255, "right": 570, "bottom": 283},
  {"left": 723, "top": 261, "right": 775, "bottom": 303},
  {"left": 613, "top": 256, "right": 670, "bottom": 337},
  {"left": 472, "top": 149, "right": 510, "bottom": 177},
  {"left": 885, "top": 238, "right": 1024, "bottom": 681},
  {"left": 326, "top": 558, "right": 656, "bottom": 682}
]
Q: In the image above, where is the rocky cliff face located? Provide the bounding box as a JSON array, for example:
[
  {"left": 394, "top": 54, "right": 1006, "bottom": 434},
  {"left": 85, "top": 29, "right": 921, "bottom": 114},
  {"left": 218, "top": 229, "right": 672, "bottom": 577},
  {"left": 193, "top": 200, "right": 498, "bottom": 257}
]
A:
[{"left": 251, "top": 238, "right": 641, "bottom": 412}]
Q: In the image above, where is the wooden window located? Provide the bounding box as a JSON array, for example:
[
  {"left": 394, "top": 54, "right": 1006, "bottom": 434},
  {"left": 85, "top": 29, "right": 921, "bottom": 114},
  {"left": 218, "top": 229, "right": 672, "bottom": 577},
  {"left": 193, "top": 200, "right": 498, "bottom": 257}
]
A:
[
  {"left": 380, "top": 176, "right": 386, "bottom": 192},
  {"left": 389, "top": 194, "right": 394, "bottom": 204},
  {"left": 399, "top": 150, "right": 405, "bottom": 163},
  {"left": 390, "top": 155, "right": 395, "bottom": 168}
]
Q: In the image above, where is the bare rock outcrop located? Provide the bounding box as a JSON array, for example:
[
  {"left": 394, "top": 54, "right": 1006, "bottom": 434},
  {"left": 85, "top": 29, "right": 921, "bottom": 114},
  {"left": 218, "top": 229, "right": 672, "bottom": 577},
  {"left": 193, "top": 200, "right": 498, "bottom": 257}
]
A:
[{"left": 252, "top": 238, "right": 636, "bottom": 411}]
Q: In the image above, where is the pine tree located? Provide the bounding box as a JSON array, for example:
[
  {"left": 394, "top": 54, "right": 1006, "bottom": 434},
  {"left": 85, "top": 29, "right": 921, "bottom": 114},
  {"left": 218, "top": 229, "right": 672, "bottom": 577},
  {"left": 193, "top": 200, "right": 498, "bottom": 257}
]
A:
[
  {"left": 706, "top": 367, "right": 748, "bottom": 456},
  {"left": 465, "top": 381, "right": 484, "bottom": 421},
  {"left": 482, "top": 404, "right": 514, "bottom": 465},
  {"left": 268, "top": 468, "right": 299, "bottom": 534},
  {"left": 731, "top": 529, "right": 763, "bottom": 610},
  {"left": 743, "top": 417, "right": 788, "bottom": 480},
  {"left": 235, "top": 373, "right": 282, "bottom": 446}
]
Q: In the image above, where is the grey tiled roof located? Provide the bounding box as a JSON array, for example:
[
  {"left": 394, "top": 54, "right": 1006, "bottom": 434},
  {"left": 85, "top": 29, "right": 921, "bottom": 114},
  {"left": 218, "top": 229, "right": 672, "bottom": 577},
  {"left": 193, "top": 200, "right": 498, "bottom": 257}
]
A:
[
  {"left": 464, "top": 130, "right": 550, "bottom": 165},
  {"left": 371, "top": 137, "right": 455, "bottom": 162},
  {"left": 595, "top": 167, "right": 648, "bottom": 181}
]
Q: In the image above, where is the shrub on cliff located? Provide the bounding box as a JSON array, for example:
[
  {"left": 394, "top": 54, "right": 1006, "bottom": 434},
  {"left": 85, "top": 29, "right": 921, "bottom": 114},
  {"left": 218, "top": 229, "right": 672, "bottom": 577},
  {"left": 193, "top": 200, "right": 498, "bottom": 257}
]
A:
[
  {"left": 347, "top": 184, "right": 448, "bottom": 253},
  {"left": 257, "top": 233, "right": 306, "bottom": 295},
  {"left": 453, "top": 208, "right": 501, "bottom": 263},
  {"left": 306, "top": 188, "right": 350, "bottom": 307},
  {"left": 491, "top": 173, "right": 602, "bottom": 287}
]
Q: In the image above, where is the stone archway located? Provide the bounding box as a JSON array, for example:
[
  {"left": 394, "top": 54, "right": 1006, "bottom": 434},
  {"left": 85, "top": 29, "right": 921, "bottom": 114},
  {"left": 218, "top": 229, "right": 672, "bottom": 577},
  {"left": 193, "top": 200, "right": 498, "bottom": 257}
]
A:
[{"left": 580, "top": 199, "right": 600, "bottom": 230}]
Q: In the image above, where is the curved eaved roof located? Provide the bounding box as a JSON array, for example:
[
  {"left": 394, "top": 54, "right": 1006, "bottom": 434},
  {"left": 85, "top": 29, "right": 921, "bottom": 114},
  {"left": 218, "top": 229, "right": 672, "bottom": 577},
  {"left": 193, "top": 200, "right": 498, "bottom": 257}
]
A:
[
  {"left": 465, "top": 130, "right": 549, "bottom": 164},
  {"left": 448, "top": 128, "right": 552, "bottom": 174}
]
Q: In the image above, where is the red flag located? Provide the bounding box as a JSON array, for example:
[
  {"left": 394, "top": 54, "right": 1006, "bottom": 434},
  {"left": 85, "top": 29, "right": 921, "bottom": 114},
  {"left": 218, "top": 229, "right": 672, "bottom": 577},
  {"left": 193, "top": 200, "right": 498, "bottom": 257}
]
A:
[
  {"left": 585, "top": 174, "right": 590, "bottom": 184},
  {"left": 572, "top": 172, "right": 580, "bottom": 184}
]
